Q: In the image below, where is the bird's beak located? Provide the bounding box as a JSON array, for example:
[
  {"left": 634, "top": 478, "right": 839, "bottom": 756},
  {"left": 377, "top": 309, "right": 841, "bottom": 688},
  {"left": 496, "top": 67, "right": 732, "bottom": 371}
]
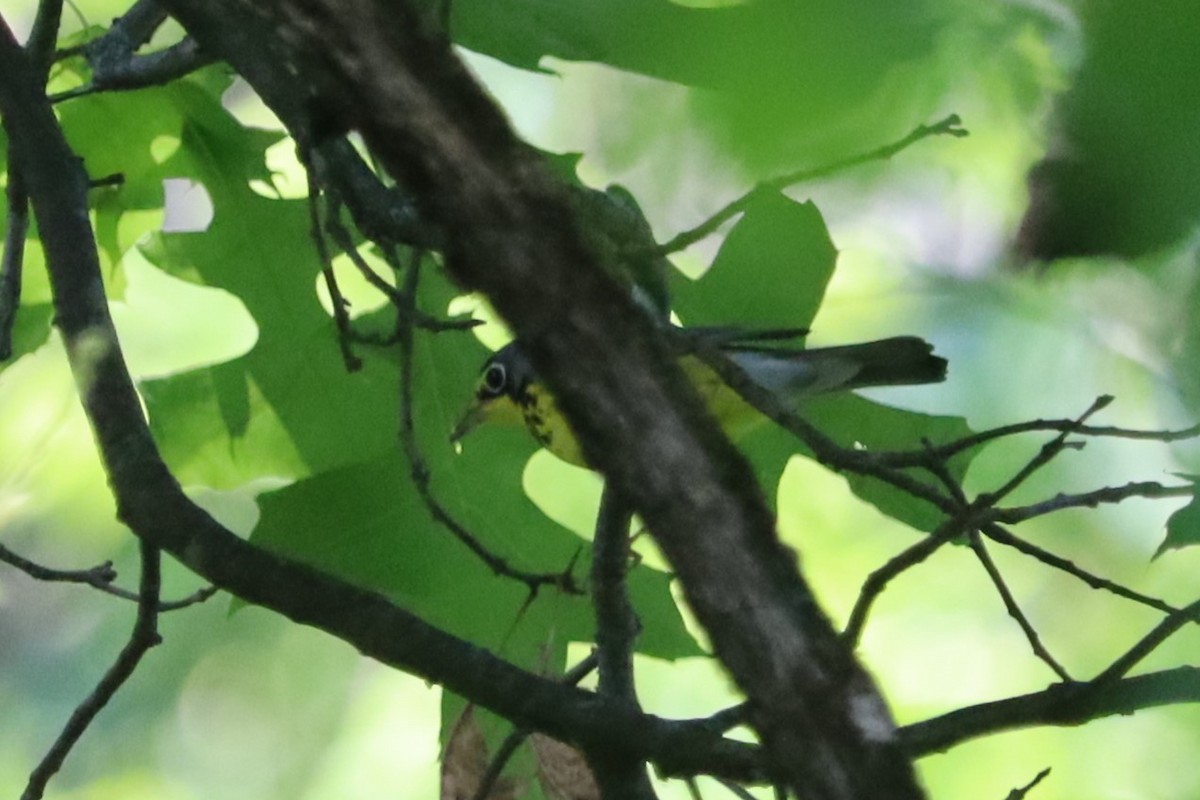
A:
[{"left": 449, "top": 399, "right": 487, "bottom": 447}]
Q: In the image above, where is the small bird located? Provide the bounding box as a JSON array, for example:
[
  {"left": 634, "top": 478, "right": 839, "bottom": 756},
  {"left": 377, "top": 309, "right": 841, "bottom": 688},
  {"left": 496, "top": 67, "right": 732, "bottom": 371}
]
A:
[{"left": 450, "top": 331, "right": 947, "bottom": 467}]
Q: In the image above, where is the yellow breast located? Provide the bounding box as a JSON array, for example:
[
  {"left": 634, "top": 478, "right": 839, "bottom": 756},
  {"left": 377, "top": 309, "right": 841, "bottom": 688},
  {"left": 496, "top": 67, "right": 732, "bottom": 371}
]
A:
[
  {"left": 516, "top": 359, "right": 766, "bottom": 467},
  {"left": 518, "top": 385, "right": 589, "bottom": 466}
]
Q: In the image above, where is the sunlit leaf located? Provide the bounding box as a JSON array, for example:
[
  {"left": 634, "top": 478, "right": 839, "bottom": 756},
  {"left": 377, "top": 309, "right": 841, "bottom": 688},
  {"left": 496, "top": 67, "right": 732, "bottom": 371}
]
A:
[
  {"left": 673, "top": 190, "right": 835, "bottom": 330},
  {"left": 1155, "top": 477, "right": 1200, "bottom": 557}
]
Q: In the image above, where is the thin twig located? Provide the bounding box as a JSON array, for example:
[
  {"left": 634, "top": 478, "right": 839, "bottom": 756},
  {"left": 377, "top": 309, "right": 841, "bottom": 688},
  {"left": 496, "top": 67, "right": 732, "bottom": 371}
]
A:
[
  {"left": 468, "top": 651, "right": 599, "bottom": 800},
  {"left": 1093, "top": 598, "right": 1200, "bottom": 684},
  {"left": 975, "top": 396, "right": 1111, "bottom": 509},
  {"left": 991, "top": 481, "right": 1194, "bottom": 525},
  {"left": 21, "top": 541, "right": 163, "bottom": 800},
  {"left": 968, "top": 532, "right": 1072, "bottom": 682},
  {"left": 981, "top": 523, "right": 1178, "bottom": 615},
  {"left": 1004, "top": 768, "right": 1051, "bottom": 800},
  {"left": 593, "top": 486, "right": 641, "bottom": 705},
  {"left": 88, "top": 172, "right": 125, "bottom": 189},
  {"left": 842, "top": 516, "right": 965, "bottom": 644},
  {"left": 779, "top": 395, "right": 1197, "bottom": 473},
  {"left": 0, "top": 543, "right": 116, "bottom": 585},
  {"left": 715, "top": 777, "right": 761, "bottom": 800},
  {"left": 927, "top": 448, "right": 1072, "bottom": 680},
  {"left": 843, "top": 446, "right": 981, "bottom": 644},
  {"left": 0, "top": 542, "right": 217, "bottom": 611},
  {"left": 322, "top": 199, "right": 478, "bottom": 333},
  {"left": 653, "top": 114, "right": 966, "bottom": 254},
  {"left": 392, "top": 250, "right": 578, "bottom": 595},
  {"left": 305, "top": 171, "right": 362, "bottom": 371},
  {"left": 922, "top": 417, "right": 1200, "bottom": 463}
]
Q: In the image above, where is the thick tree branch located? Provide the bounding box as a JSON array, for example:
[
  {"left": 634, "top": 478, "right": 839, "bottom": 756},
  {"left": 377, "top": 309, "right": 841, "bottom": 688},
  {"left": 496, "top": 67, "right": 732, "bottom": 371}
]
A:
[
  {"left": 589, "top": 487, "right": 657, "bottom": 799},
  {"left": 149, "top": 1, "right": 923, "bottom": 797},
  {"left": 1, "top": 0, "right": 62, "bottom": 359},
  {"left": 0, "top": 20, "right": 762, "bottom": 786}
]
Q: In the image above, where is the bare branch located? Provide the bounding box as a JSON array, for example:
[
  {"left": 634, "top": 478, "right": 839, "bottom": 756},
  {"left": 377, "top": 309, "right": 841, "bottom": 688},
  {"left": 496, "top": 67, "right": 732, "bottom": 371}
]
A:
[
  {"left": 1093, "top": 599, "right": 1200, "bottom": 684},
  {"left": 21, "top": 541, "right": 162, "bottom": 800},
  {"left": 321, "top": 198, "right": 478, "bottom": 333},
  {"left": 968, "top": 532, "right": 1072, "bottom": 682},
  {"left": 0, "top": 29, "right": 772, "bottom": 785},
  {"left": 593, "top": 487, "right": 641, "bottom": 704},
  {"left": 654, "top": 114, "right": 967, "bottom": 255},
  {"left": 991, "top": 481, "right": 1193, "bottom": 525},
  {"left": 469, "top": 652, "right": 601, "bottom": 800},
  {"left": 51, "top": 1, "right": 212, "bottom": 102},
  {"left": 928, "top": 416, "right": 1200, "bottom": 463},
  {"left": 901, "top": 667, "right": 1200, "bottom": 756},
  {"left": 981, "top": 524, "right": 1177, "bottom": 615},
  {"left": 976, "top": 397, "right": 1111, "bottom": 509},
  {"left": 1, "top": 0, "right": 64, "bottom": 360},
  {"left": 1004, "top": 768, "right": 1051, "bottom": 800},
  {"left": 306, "top": 168, "right": 363, "bottom": 371},
  {"left": 392, "top": 250, "right": 580, "bottom": 595},
  {"left": 0, "top": 541, "right": 217, "bottom": 610},
  {"left": 842, "top": 518, "right": 962, "bottom": 645}
]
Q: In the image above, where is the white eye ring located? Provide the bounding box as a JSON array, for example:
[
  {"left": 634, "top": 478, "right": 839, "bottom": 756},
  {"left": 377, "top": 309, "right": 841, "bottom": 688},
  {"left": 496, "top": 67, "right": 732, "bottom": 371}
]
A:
[{"left": 482, "top": 363, "right": 507, "bottom": 395}]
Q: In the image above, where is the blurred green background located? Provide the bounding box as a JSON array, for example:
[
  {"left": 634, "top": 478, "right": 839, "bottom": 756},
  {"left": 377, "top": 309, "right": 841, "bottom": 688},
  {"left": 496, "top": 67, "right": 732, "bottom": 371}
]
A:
[{"left": 4, "top": 1, "right": 1200, "bottom": 798}]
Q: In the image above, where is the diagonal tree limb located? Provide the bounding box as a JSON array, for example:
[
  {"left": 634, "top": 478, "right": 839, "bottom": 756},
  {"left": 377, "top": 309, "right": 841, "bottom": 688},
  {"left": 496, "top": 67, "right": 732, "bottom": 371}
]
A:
[
  {"left": 11, "top": 1, "right": 922, "bottom": 796},
  {"left": 152, "top": 1, "right": 924, "bottom": 797},
  {"left": 6, "top": 15, "right": 1200, "bottom": 778},
  {"left": 0, "top": 20, "right": 764, "bottom": 787}
]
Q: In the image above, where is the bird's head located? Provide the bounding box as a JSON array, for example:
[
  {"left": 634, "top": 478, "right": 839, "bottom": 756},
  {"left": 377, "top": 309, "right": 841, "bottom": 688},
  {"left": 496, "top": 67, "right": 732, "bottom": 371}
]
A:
[{"left": 449, "top": 342, "right": 537, "bottom": 445}]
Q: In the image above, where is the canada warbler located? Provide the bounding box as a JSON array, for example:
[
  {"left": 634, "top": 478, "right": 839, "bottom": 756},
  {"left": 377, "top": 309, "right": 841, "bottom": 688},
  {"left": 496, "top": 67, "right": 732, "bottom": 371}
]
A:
[{"left": 450, "top": 329, "right": 946, "bottom": 467}]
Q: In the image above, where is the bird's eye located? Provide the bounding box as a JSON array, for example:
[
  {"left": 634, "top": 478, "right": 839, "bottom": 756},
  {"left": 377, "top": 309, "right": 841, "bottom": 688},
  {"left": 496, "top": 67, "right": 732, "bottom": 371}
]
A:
[{"left": 481, "top": 363, "right": 507, "bottom": 396}]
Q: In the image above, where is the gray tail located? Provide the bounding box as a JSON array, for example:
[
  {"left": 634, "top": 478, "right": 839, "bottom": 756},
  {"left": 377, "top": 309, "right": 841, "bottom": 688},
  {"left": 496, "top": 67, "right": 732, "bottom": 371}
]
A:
[{"left": 809, "top": 336, "right": 947, "bottom": 390}]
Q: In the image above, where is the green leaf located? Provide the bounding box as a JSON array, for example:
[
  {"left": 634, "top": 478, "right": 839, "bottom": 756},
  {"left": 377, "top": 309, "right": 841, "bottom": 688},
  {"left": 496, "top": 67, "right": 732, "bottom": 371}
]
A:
[
  {"left": 803, "top": 395, "right": 972, "bottom": 533},
  {"left": 3, "top": 303, "right": 54, "bottom": 365},
  {"left": 1018, "top": 0, "right": 1200, "bottom": 259},
  {"left": 249, "top": 445, "right": 698, "bottom": 666},
  {"left": 673, "top": 190, "right": 836, "bottom": 331},
  {"left": 138, "top": 81, "right": 391, "bottom": 485},
  {"left": 732, "top": 394, "right": 972, "bottom": 533},
  {"left": 1156, "top": 477, "right": 1200, "bottom": 557},
  {"left": 122, "top": 83, "right": 699, "bottom": 659},
  {"left": 55, "top": 65, "right": 243, "bottom": 280},
  {"left": 443, "top": 0, "right": 944, "bottom": 165},
  {"left": 670, "top": 192, "right": 972, "bottom": 531}
]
